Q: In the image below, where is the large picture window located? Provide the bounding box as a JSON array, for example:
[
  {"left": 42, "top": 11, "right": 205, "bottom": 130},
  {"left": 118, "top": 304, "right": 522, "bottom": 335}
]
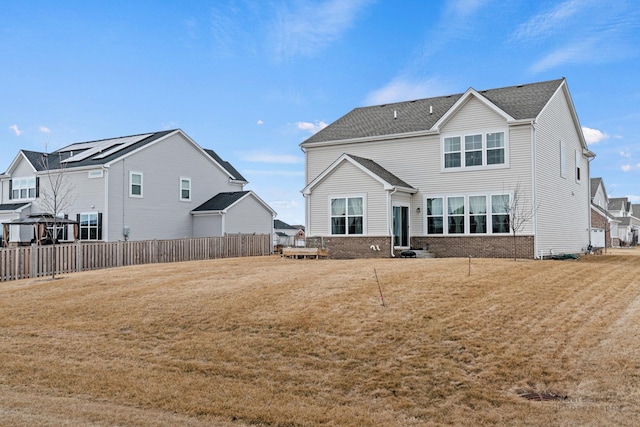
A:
[
  {"left": 443, "top": 131, "right": 506, "bottom": 170},
  {"left": 331, "top": 196, "right": 363, "bottom": 235},
  {"left": 425, "top": 193, "right": 511, "bottom": 235}
]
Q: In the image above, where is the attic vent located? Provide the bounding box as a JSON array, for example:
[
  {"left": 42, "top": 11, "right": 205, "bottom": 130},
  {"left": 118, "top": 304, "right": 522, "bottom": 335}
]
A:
[
  {"left": 394, "top": 110, "right": 397, "bottom": 119},
  {"left": 429, "top": 105, "right": 433, "bottom": 114}
]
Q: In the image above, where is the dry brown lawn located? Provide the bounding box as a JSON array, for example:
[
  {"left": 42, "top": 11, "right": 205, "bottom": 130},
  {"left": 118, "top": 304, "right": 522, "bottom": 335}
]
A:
[{"left": 1, "top": 248, "right": 640, "bottom": 426}]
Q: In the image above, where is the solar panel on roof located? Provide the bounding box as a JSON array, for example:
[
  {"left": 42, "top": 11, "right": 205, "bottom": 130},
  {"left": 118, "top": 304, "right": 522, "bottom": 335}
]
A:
[
  {"left": 61, "top": 134, "right": 151, "bottom": 163},
  {"left": 93, "top": 134, "right": 152, "bottom": 159}
]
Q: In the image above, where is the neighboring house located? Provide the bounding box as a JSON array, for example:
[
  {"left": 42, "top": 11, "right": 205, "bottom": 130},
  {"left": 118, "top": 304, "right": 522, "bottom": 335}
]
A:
[
  {"left": 273, "top": 219, "right": 305, "bottom": 248},
  {"left": 608, "top": 197, "right": 640, "bottom": 246},
  {"left": 0, "top": 129, "right": 276, "bottom": 246},
  {"left": 590, "top": 177, "right": 619, "bottom": 249},
  {"left": 300, "top": 78, "right": 595, "bottom": 259}
]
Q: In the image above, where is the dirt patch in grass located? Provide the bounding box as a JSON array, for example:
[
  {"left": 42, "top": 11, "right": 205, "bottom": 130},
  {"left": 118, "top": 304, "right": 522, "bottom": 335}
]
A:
[{"left": 1, "top": 248, "right": 640, "bottom": 426}]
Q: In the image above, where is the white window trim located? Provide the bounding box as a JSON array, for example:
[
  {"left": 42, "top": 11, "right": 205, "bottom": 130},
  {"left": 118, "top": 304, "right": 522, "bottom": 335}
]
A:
[
  {"left": 79, "top": 211, "right": 100, "bottom": 241},
  {"left": 392, "top": 202, "right": 411, "bottom": 249},
  {"left": 328, "top": 193, "right": 367, "bottom": 236},
  {"left": 423, "top": 192, "right": 513, "bottom": 236},
  {"left": 129, "top": 171, "right": 143, "bottom": 198},
  {"left": 180, "top": 177, "right": 191, "bottom": 201},
  {"left": 11, "top": 176, "right": 37, "bottom": 201},
  {"left": 441, "top": 129, "right": 509, "bottom": 172}
]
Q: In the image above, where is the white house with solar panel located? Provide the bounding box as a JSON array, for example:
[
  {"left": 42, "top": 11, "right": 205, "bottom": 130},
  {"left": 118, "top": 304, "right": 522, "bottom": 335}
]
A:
[
  {"left": 300, "top": 78, "right": 596, "bottom": 259},
  {"left": 0, "top": 129, "right": 275, "bottom": 246}
]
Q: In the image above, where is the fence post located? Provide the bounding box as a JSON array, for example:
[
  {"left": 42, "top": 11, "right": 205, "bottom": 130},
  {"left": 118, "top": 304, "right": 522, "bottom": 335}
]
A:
[
  {"left": 76, "top": 241, "right": 82, "bottom": 273},
  {"left": 30, "top": 244, "right": 38, "bottom": 278}
]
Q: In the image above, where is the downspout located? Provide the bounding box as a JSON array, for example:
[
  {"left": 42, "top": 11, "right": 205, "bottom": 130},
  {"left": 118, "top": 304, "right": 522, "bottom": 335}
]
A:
[
  {"left": 103, "top": 165, "right": 109, "bottom": 242},
  {"left": 388, "top": 188, "right": 397, "bottom": 257},
  {"left": 530, "top": 121, "right": 539, "bottom": 258},
  {"left": 587, "top": 153, "right": 596, "bottom": 250}
]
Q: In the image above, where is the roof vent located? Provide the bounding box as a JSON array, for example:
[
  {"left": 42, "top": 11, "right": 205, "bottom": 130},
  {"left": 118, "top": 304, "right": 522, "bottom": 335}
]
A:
[
  {"left": 429, "top": 105, "right": 433, "bottom": 114},
  {"left": 394, "top": 110, "right": 397, "bottom": 119}
]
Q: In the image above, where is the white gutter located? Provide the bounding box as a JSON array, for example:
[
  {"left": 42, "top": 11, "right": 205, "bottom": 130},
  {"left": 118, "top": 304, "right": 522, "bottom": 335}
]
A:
[{"left": 530, "top": 121, "right": 539, "bottom": 258}]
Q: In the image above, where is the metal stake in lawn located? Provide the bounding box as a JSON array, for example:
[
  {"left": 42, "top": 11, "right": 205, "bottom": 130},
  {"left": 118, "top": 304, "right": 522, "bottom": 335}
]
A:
[
  {"left": 374, "top": 268, "right": 386, "bottom": 307},
  {"left": 468, "top": 255, "right": 472, "bottom": 276}
]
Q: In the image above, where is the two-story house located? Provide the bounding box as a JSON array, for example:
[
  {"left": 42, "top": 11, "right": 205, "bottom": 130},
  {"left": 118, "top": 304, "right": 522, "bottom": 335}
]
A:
[
  {"left": 300, "top": 78, "right": 595, "bottom": 258},
  {"left": 607, "top": 197, "right": 640, "bottom": 246},
  {"left": 0, "top": 129, "right": 276, "bottom": 246},
  {"left": 590, "top": 177, "right": 620, "bottom": 249}
]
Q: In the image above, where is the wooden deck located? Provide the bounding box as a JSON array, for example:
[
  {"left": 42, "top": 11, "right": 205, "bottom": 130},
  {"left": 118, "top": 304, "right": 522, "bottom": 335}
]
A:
[{"left": 281, "top": 247, "right": 328, "bottom": 259}]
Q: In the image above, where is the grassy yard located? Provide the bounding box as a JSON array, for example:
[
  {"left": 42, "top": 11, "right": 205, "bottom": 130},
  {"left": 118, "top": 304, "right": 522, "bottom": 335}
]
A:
[{"left": 1, "top": 248, "right": 639, "bottom": 426}]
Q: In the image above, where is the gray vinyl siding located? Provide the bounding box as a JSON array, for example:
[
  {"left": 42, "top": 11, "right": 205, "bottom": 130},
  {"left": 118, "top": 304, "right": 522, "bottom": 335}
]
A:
[
  {"left": 34, "top": 168, "right": 106, "bottom": 216},
  {"left": 106, "top": 132, "right": 241, "bottom": 241},
  {"left": 534, "top": 87, "right": 590, "bottom": 255},
  {"left": 193, "top": 214, "right": 223, "bottom": 237},
  {"left": 308, "top": 161, "right": 388, "bottom": 236},
  {"left": 225, "top": 195, "right": 273, "bottom": 235},
  {"left": 305, "top": 94, "right": 535, "bottom": 237}
]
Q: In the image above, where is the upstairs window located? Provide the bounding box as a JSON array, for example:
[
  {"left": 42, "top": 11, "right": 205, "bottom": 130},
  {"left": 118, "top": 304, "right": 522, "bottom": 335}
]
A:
[
  {"left": 575, "top": 150, "right": 582, "bottom": 183},
  {"left": 130, "top": 172, "right": 143, "bottom": 197},
  {"left": 10, "top": 177, "right": 38, "bottom": 200},
  {"left": 443, "top": 131, "right": 506, "bottom": 170},
  {"left": 180, "top": 177, "right": 191, "bottom": 201},
  {"left": 444, "top": 137, "right": 461, "bottom": 168}
]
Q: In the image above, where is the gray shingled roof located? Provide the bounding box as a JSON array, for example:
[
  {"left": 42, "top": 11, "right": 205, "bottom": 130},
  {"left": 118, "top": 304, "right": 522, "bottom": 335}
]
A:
[
  {"left": 203, "top": 149, "right": 247, "bottom": 182},
  {"left": 346, "top": 154, "right": 415, "bottom": 189},
  {"left": 274, "top": 219, "right": 297, "bottom": 230},
  {"left": 590, "top": 177, "right": 603, "bottom": 198},
  {"left": 6, "top": 131, "right": 244, "bottom": 185},
  {"left": 302, "top": 78, "right": 564, "bottom": 144},
  {"left": 192, "top": 191, "right": 249, "bottom": 212},
  {"left": 0, "top": 203, "right": 30, "bottom": 212}
]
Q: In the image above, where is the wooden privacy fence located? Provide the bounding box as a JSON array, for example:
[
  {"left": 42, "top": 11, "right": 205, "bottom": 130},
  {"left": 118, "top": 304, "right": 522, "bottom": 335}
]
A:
[{"left": 0, "top": 234, "right": 271, "bottom": 282}]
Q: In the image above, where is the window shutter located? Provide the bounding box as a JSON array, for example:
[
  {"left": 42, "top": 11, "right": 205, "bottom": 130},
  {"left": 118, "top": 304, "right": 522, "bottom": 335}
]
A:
[
  {"left": 76, "top": 214, "right": 80, "bottom": 240},
  {"left": 97, "top": 213, "right": 103, "bottom": 240},
  {"left": 8, "top": 180, "right": 12, "bottom": 200}
]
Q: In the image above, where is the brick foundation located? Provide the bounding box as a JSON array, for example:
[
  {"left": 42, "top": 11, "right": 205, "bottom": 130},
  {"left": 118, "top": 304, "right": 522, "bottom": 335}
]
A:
[
  {"left": 412, "top": 235, "right": 534, "bottom": 259},
  {"left": 307, "top": 235, "right": 535, "bottom": 259}
]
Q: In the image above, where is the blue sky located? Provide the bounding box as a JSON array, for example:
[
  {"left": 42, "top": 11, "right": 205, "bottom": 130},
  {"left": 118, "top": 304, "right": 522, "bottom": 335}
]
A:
[{"left": 2, "top": 0, "right": 639, "bottom": 225}]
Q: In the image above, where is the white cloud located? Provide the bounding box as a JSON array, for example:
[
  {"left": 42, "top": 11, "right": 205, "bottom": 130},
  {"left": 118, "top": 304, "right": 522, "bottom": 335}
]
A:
[
  {"left": 256, "top": 119, "right": 264, "bottom": 125},
  {"left": 512, "top": 0, "right": 585, "bottom": 41},
  {"left": 622, "top": 164, "right": 632, "bottom": 172},
  {"left": 364, "top": 77, "right": 449, "bottom": 105},
  {"left": 444, "top": 0, "right": 489, "bottom": 20},
  {"left": 271, "top": 0, "right": 371, "bottom": 60},
  {"left": 9, "top": 124, "right": 22, "bottom": 136},
  {"left": 582, "top": 126, "right": 609, "bottom": 144},
  {"left": 39, "top": 126, "right": 50, "bottom": 133},
  {"left": 296, "top": 121, "right": 328, "bottom": 134},
  {"left": 619, "top": 150, "right": 632, "bottom": 158},
  {"left": 241, "top": 152, "right": 303, "bottom": 164}
]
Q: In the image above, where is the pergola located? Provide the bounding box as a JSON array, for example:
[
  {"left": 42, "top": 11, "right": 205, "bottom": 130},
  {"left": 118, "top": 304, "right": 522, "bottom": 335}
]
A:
[{"left": 2, "top": 214, "right": 79, "bottom": 246}]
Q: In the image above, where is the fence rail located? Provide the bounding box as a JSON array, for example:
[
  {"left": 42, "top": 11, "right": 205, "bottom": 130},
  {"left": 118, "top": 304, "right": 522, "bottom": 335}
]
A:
[{"left": 0, "top": 234, "right": 271, "bottom": 282}]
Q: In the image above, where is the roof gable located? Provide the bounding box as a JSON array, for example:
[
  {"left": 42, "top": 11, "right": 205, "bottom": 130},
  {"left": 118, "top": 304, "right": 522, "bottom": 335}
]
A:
[
  {"left": 192, "top": 191, "right": 276, "bottom": 216},
  {"left": 302, "top": 153, "right": 416, "bottom": 195},
  {"left": 301, "top": 78, "right": 565, "bottom": 146}
]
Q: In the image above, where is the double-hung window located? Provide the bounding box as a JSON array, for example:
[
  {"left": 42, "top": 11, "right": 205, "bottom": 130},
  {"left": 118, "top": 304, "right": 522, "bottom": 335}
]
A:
[
  {"left": 444, "top": 137, "right": 461, "bottom": 168},
  {"left": 330, "top": 196, "right": 363, "bottom": 235},
  {"left": 491, "top": 195, "right": 510, "bottom": 233},
  {"left": 426, "top": 197, "right": 444, "bottom": 234},
  {"left": 130, "top": 172, "right": 143, "bottom": 197},
  {"left": 443, "top": 131, "right": 506, "bottom": 170},
  {"left": 469, "top": 196, "right": 487, "bottom": 233},
  {"left": 180, "top": 177, "right": 191, "bottom": 201},
  {"left": 447, "top": 196, "right": 465, "bottom": 234}
]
